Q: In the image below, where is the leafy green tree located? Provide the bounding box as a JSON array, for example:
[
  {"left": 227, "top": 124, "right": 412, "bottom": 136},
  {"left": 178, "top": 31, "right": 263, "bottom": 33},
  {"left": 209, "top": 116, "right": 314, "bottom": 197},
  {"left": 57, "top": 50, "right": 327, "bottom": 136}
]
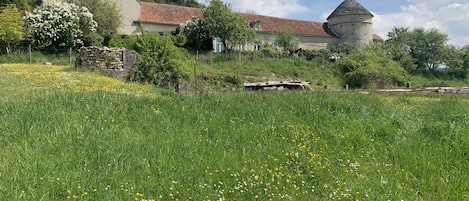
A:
[
  {"left": 64, "top": 0, "right": 122, "bottom": 34},
  {"left": 339, "top": 45, "right": 407, "bottom": 88},
  {"left": 274, "top": 27, "right": 297, "bottom": 51},
  {"left": 0, "top": 4, "right": 23, "bottom": 54},
  {"left": 23, "top": 1, "right": 97, "bottom": 49},
  {"left": 461, "top": 45, "right": 469, "bottom": 71},
  {"left": 386, "top": 27, "right": 448, "bottom": 73},
  {"left": 174, "top": 17, "right": 212, "bottom": 50},
  {"left": 0, "top": 0, "right": 36, "bottom": 11},
  {"left": 444, "top": 45, "right": 469, "bottom": 79},
  {"left": 202, "top": 0, "right": 255, "bottom": 52}
]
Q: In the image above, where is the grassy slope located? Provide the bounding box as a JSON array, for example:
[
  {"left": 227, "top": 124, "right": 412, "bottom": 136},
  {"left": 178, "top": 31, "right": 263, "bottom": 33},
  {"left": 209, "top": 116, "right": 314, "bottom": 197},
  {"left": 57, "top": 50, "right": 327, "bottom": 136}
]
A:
[
  {"left": 193, "top": 53, "right": 343, "bottom": 91},
  {"left": 191, "top": 52, "right": 469, "bottom": 91},
  {"left": 2, "top": 51, "right": 468, "bottom": 91},
  {"left": 1, "top": 64, "right": 468, "bottom": 200}
]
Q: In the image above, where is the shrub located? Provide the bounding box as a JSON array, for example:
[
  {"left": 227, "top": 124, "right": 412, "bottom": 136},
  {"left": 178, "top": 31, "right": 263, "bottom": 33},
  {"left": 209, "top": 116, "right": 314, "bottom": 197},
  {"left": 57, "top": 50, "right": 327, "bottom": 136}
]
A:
[
  {"left": 83, "top": 32, "right": 104, "bottom": 46},
  {"left": 339, "top": 47, "right": 408, "bottom": 88},
  {"left": 300, "top": 49, "right": 332, "bottom": 61},
  {"left": 128, "top": 32, "right": 192, "bottom": 91},
  {"left": 260, "top": 47, "right": 283, "bottom": 58}
]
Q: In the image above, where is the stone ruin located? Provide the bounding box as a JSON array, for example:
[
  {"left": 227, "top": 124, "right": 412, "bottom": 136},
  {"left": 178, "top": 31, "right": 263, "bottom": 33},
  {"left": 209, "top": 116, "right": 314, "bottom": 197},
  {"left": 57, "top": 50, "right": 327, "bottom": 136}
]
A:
[{"left": 76, "top": 46, "right": 137, "bottom": 81}]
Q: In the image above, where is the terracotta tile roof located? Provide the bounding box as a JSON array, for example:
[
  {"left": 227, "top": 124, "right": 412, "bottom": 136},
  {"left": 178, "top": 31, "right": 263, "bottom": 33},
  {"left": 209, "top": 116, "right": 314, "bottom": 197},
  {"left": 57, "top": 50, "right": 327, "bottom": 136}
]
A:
[
  {"left": 140, "top": 3, "right": 335, "bottom": 38},
  {"left": 238, "top": 13, "right": 335, "bottom": 38},
  {"left": 373, "top": 34, "right": 384, "bottom": 42},
  {"left": 140, "top": 2, "right": 203, "bottom": 25}
]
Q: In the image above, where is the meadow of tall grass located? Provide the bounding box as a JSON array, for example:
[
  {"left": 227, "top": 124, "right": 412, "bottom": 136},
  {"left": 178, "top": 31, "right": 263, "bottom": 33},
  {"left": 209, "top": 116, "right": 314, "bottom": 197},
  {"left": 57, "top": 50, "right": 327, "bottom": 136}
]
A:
[{"left": 0, "top": 64, "right": 468, "bottom": 200}]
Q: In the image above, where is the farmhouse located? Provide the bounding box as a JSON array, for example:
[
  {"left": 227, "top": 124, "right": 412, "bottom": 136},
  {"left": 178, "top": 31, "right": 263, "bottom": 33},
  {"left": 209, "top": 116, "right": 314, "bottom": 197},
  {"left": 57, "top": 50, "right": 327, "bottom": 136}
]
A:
[{"left": 44, "top": 0, "right": 383, "bottom": 51}]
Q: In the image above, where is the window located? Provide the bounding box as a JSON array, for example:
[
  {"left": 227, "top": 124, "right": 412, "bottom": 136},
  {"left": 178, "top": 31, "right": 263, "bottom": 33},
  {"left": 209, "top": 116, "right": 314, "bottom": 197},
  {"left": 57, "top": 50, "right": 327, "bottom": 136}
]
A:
[
  {"left": 249, "top": 20, "right": 261, "bottom": 31},
  {"left": 215, "top": 38, "right": 225, "bottom": 53},
  {"left": 271, "top": 41, "right": 277, "bottom": 49},
  {"left": 252, "top": 43, "right": 260, "bottom": 51},
  {"left": 238, "top": 44, "right": 245, "bottom": 52}
]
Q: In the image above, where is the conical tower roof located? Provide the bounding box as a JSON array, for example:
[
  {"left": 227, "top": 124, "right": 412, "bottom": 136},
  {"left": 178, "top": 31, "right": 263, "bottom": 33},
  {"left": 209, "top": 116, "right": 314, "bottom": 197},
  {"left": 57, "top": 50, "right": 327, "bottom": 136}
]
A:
[{"left": 327, "top": 0, "right": 373, "bottom": 20}]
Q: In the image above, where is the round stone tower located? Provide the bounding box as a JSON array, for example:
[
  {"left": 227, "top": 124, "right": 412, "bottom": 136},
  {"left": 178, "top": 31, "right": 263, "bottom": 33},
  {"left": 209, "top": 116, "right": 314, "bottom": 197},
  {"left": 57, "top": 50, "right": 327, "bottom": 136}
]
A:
[{"left": 327, "top": 0, "right": 374, "bottom": 47}]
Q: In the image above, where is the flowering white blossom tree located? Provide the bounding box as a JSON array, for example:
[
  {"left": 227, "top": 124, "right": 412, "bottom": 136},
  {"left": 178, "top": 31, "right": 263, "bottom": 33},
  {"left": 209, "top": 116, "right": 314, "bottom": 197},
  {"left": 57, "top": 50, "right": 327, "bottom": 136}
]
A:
[{"left": 23, "top": 1, "right": 97, "bottom": 48}]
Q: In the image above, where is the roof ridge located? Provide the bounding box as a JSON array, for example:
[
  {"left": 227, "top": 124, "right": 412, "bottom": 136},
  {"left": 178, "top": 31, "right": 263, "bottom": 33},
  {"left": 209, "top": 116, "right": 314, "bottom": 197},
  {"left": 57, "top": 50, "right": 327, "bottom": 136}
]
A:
[
  {"left": 327, "top": 0, "right": 373, "bottom": 20},
  {"left": 237, "top": 13, "right": 322, "bottom": 24},
  {"left": 140, "top": 2, "right": 201, "bottom": 10}
]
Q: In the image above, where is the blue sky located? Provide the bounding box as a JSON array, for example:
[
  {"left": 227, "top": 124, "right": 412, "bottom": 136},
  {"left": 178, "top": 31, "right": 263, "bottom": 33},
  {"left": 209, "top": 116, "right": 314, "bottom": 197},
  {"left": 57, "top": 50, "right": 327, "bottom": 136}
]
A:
[{"left": 197, "top": 0, "right": 469, "bottom": 46}]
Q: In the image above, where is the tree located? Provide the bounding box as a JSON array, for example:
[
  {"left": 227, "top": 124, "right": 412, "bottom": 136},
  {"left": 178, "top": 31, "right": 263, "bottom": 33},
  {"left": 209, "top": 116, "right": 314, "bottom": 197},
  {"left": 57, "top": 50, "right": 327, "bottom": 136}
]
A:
[
  {"left": 0, "top": 4, "right": 23, "bottom": 54},
  {"left": 23, "top": 1, "right": 97, "bottom": 49},
  {"left": 274, "top": 27, "right": 297, "bottom": 51},
  {"left": 386, "top": 27, "right": 448, "bottom": 73},
  {"left": 202, "top": 0, "right": 255, "bottom": 52},
  {"left": 0, "top": 0, "right": 39, "bottom": 12},
  {"left": 174, "top": 17, "right": 212, "bottom": 50},
  {"left": 444, "top": 45, "right": 469, "bottom": 79},
  {"left": 64, "top": 0, "right": 122, "bottom": 34},
  {"left": 339, "top": 45, "right": 407, "bottom": 88}
]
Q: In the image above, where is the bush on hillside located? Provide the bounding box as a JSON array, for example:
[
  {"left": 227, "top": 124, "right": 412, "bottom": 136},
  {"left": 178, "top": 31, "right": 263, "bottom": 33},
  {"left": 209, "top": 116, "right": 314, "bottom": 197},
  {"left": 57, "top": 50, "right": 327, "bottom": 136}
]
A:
[
  {"left": 299, "top": 49, "right": 332, "bottom": 61},
  {"left": 339, "top": 47, "right": 408, "bottom": 88},
  {"left": 107, "top": 34, "right": 139, "bottom": 49},
  {"left": 127, "top": 32, "right": 192, "bottom": 91}
]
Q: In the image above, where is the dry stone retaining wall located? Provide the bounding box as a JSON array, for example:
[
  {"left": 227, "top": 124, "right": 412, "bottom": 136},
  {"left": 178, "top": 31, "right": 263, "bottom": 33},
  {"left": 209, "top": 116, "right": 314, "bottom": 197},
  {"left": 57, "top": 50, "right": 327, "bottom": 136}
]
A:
[{"left": 76, "top": 46, "right": 137, "bottom": 80}]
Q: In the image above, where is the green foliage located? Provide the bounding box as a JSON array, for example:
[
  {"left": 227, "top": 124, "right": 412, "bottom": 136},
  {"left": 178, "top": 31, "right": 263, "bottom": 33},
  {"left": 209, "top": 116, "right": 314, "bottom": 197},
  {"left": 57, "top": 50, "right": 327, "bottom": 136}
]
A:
[
  {"left": 0, "top": 51, "right": 74, "bottom": 65},
  {"left": 339, "top": 46, "right": 408, "bottom": 88},
  {"left": 170, "top": 34, "right": 187, "bottom": 47},
  {"left": 106, "top": 33, "right": 192, "bottom": 91},
  {"left": 1, "top": 66, "right": 469, "bottom": 201},
  {"left": 259, "top": 46, "right": 280, "bottom": 57},
  {"left": 331, "top": 43, "right": 357, "bottom": 55},
  {"left": 0, "top": 0, "right": 39, "bottom": 11},
  {"left": 300, "top": 49, "right": 331, "bottom": 61},
  {"left": 202, "top": 0, "right": 255, "bottom": 52},
  {"left": 443, "top": 45, "right": 466, "bottom": 79},
  {"left": 83, "top": 32, "right": 104, "bottom": 47},
  {"left": 274, "top": 27, "right": 297, "bottom": 51},
  {"left": 107, "top": 34, "right": 138, "bottom": 48},
  {"left": 174, "top": 17, "right": 212, "bottom": 50},
  {"left": 64, "top": 0, "right": 122, "bottom": 34},
  {"left": 0, "top": 4, "right": 23, "bottom": 54},
  {"left": 386, "top": 27, "right": 449, "bottom": 73},
  {"left": 127, "top": 32, "right": 191, "bottom": 91}
]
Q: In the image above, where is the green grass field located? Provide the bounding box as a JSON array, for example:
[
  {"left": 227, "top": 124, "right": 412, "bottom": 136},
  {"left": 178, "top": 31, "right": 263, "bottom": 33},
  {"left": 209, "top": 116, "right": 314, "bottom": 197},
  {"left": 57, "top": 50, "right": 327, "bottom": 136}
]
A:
[{"left": 1, "top": 64, "right": 468, "bottom": 200}]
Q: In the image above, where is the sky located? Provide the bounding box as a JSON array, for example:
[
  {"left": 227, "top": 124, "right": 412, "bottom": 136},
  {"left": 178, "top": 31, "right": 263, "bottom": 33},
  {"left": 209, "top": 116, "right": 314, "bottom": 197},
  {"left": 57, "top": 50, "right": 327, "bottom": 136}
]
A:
[{"left": 197, "top": 0, "right": 469, "bottom": 46}]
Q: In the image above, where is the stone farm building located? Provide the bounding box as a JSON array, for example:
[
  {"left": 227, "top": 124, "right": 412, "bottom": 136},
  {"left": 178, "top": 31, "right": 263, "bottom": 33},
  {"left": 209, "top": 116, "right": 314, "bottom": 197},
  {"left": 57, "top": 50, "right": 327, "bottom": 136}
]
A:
[{"left": 44, "top": 0, "right": 383, "bottom": 51}]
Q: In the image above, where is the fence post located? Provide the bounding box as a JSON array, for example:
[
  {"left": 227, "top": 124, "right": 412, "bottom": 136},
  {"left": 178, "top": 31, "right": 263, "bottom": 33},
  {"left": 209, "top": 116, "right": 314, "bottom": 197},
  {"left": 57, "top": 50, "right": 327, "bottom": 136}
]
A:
[
  {"left": 29, "top": 44, "right": 32, "bottom": 65},
  {"left": 194, "top": 50, "right": 198, "bottom": 94},
  {"left": 69, "top": 47, "right": 72, "bottom": 67}
]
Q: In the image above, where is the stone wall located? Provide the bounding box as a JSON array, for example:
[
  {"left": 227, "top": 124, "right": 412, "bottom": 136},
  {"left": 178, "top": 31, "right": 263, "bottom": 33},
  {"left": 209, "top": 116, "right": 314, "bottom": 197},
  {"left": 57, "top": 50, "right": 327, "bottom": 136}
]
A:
[
  {"left": 327, "top": 15, "right": 373, "bottom": 47},
  {"left": 76, "top": 46, "right": 137, "bottom": 80}
]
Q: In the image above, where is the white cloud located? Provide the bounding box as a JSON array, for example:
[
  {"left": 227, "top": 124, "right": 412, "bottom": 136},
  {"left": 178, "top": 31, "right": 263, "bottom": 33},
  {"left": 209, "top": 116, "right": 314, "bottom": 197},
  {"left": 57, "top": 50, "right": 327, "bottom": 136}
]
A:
[
  {"left": 373, "top": 0, "right": 469, "bottom": 46},
  {"left": 197, "top": 0, "right": 309, "bottom": 18}
]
